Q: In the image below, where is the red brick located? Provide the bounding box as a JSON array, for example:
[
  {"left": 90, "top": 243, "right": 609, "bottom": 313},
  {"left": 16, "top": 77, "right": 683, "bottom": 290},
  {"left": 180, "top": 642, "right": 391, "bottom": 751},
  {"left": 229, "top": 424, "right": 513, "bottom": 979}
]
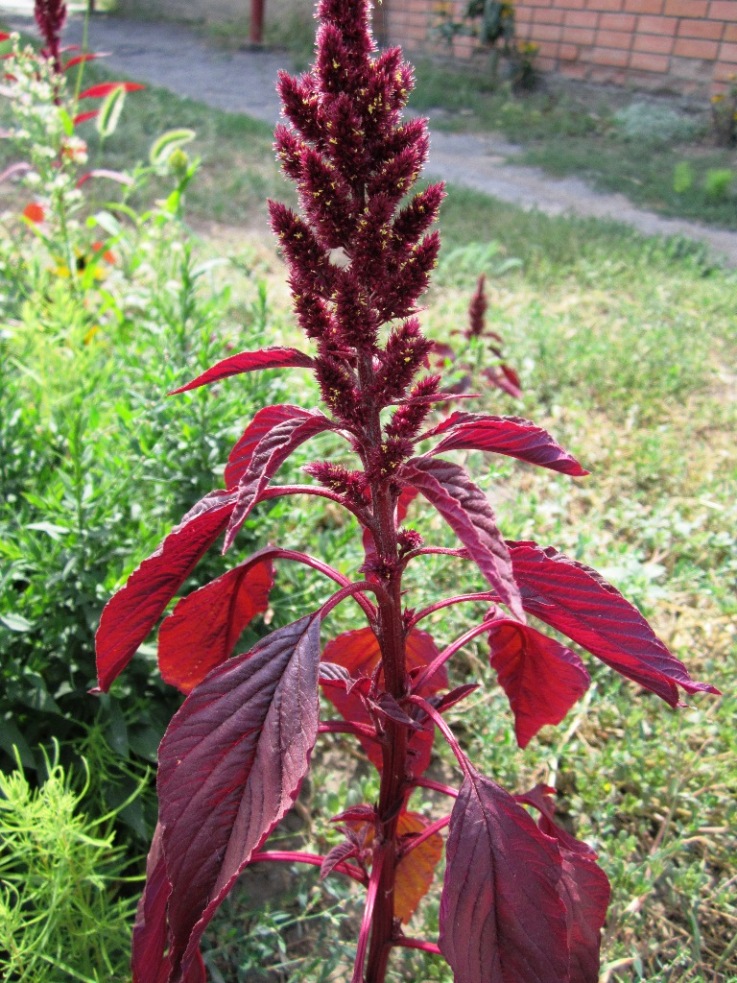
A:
[
  {"left": 629, "top": 50, "right": 671, "bottom": 70},
  {"left": 674, "top": 37, "right": 720, "bottom": 58},
  {"left": 633, "top": 31, "right": 676, "bottom": 52},
  {"left": 678, "top": 19, "right": 725, "bottom": 40},
  {"left": 521, "top": 0, "right": 553, "bottom": 6},
  {"left": 624, "top": 0, "right": 663, "bottom": 10},
  {"left": 709, "top": 0, "right": 736, "bottom": 17},
  {"left": 589, "top": 44, "right": 630, "bottom": 64},
  {"left": 600, "top": 11, "right": 637, "bottom": 30},
  {"left": 558, "top": 43, "right": 580, "bottom": 60},
  {"left": 565, "top": 10, "right": 599, "bottom": 27},
  {"left": 664, "top": 0, "right": 708, "bottom": 13},
  {"left": 637, "top": 14, "right": 677, "bottom": 34},
  {"left": 562, "top": 25, "right": 597, "bottom": 44},
  {"left": 719, "top": 42, "right": 737, "bottom": 62},
  {"left": 596, "top": 29, "right": 634, "bottom": 48},
  {"left": 532, "top": 22, "right": 564, "bottom": 41},
  {"left": 586, "top": 0, "right": 624, "bottom": 8},
  {"left": 534, "top": 7, "right": 566, "bottom": 24},
  {"left": 725, "top": 24, "right": 737, "bottom": 43}
]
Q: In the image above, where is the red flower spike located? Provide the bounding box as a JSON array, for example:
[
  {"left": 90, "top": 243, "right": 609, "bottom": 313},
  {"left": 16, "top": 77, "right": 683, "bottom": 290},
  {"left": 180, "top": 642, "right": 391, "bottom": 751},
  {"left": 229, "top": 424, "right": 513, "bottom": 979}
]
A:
[{"left": 468, "top": 275, "right": 488, "bottom": 338}]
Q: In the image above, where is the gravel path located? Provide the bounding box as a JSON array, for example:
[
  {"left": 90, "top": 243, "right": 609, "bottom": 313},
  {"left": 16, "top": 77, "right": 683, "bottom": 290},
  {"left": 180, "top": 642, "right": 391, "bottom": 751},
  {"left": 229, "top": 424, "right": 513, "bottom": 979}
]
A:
[{"left": 4, "top": 8, "right": 737, "bottom": 267}]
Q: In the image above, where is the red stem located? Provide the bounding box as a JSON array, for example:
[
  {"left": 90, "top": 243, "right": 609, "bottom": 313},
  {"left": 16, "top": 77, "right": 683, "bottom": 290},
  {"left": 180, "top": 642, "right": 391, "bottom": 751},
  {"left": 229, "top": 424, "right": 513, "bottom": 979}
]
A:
[
  {"left": 318, "top": 720, "right": 379, "bottom": 742},
  {"left": 407, "top": 592, "right": 502, "bottom": 629},
  {"left": 412, "top": 615, "right": 503, "bottom": 694},
  {"left": 392, "top": 936, "right": 442, "bottom": 955},
  {"left": 250, "top": 850, "right": 366, "bottom": 884},
  {"left": 412, "top": 776, "right": 460, "bottom": 798}
]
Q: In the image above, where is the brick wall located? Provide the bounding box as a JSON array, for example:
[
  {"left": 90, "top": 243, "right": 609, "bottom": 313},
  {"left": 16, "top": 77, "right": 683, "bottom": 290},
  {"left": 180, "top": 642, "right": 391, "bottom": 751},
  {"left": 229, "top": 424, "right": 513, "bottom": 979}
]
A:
[{"left": 383, "top": 0, "right": 737, "bottom": 99}]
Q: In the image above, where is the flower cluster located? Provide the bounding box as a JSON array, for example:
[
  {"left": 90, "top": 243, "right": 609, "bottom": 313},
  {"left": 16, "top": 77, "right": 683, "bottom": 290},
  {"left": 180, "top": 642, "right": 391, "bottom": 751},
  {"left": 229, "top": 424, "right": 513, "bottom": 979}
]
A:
[{"left": 271, "top": 0, "right": 445, "bottom": 473}]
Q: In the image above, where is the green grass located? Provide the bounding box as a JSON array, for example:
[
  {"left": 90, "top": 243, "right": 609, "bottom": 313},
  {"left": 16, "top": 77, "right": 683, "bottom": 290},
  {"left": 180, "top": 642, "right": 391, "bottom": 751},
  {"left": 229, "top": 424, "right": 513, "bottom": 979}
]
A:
[{"left": 410, "top": 58, "right": 737, "bottom": 230}]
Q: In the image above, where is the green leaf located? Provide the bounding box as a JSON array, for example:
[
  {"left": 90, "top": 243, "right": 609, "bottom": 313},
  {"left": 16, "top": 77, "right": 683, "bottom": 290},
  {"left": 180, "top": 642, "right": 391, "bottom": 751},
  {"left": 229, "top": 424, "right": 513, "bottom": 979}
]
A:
[
  {"left": 96, "top": 86, "right": 127, "bottom": 139},
  {"left": 149, "top": 128, "right": 196, "bottom": 168},
  {"left": 58, "top": 107, "right": 75, "bottom": 137},
  {"left": 0, "top": 613, "right": 33, "bottom": 633}
]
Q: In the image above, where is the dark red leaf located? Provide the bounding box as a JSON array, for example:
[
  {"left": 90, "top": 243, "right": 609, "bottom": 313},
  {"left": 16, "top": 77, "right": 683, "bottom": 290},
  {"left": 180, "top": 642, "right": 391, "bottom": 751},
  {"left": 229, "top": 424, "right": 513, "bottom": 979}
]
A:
[
  {"left": 170, "top": 347, "right": 314, "bottom": 395},
  {"left": 223, "top": 410, "right": 336, "bottom": 552},
  {"left": 158, "top": 556, "right": 274, "bottom": 693},
  {"left": 489, "top": 618, "right": 590, "bottom": 748},
  {"left": 131, "top": 825, "right": 173, "bottom": 983},
  {"left": 439, "top": 768, "right": 569, "bottom": 983},
  {"left": 154, "top": 614, "right": 322, "bottom": 981},
  {"left": 321, "top": 838, "right": 360, "bottom": 880},
  {"left": 508, "top": 542, "right": 720, "bottom": 705},
  {"left": 426, "top": 413, "right": 588, "bottom": 476},
  {"left": 79, "top": 81, "right": 146, "bottom": 98},
  {"left": 518, "top": 785, "right": 611, "bottom": 983},
  {"left": 483, "top": 363, "right": 523, "bottom": 399},
  {"left": 95, "top": 490, "right": 237, "bottom": 692},
  {"left": 404, "top": 458, "right": 523, "bottom": 621},
  {"left": 225, "top": 404, "right": 314, "bottom": 488}
]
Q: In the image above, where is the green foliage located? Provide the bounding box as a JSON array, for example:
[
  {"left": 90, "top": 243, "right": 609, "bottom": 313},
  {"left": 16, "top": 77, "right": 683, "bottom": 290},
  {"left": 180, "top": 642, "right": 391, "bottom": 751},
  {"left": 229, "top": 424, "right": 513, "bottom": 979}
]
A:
[
  {"left": 703, "top": 167, "right": 734, "bottom": 201},
  {"left": 672, "top": 161, "right": 694, "bottom": 194},
  {"left": 0, "top": 749, "right": 136, "bottom": 982}
]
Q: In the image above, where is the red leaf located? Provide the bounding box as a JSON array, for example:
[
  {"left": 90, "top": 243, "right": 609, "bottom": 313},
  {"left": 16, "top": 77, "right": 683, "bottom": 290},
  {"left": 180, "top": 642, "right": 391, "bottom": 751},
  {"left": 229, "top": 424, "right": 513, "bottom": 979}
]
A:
[
  {"left": 439, "top": 769, "right": 569, "bottom": 983},
  {"left": 225, "top": 404, "right": 313, "bottom": 488},
  {"left": 489, "top": 619, "right": 590, "bottom": 748},
  {"left": 95, "top": 489, "right": 236, "bottom": 692},
  {"left": 483, "top": 363, "right": 523, "bottom": 399},
  {"left": 426, "top": 413, "right": 588, "bottom": 476},
  {"left": 321, "top": 627, "right": 446, "bottom": 776},
  {"left": 404, "top": 458, "right": 523, "bottom": 621},
  {"left": 223, "top": 410, "right": 335, "bottom": 552},
  {"left": 519, "top": 786, "right": 611, "bottom": 983},
  {"left": 170, "top": 347, "right": 314, "bottom": 395},
  {"left": 63, "top": 52, "right": 106, "bottom": 71},
  {"left": 78, "top": 81, "right": 146, "bottom": 98},
  {"left": 322, "top": 626, "right": 448, "bottom": 695},
  {"left": 73, "top": 109, "right": 99, "bottom": 125},
  {"left": 153, "top": 615, "right": 322, "bottom": 982},
  {"left": 508, "top": 542, "right": 719, "bottom": 705},
  {"left": 132, "top": 825, "right": 173, "bottom": 983},
  {"left": 158, "top": 556, "right": 274, "bottom": 693}
]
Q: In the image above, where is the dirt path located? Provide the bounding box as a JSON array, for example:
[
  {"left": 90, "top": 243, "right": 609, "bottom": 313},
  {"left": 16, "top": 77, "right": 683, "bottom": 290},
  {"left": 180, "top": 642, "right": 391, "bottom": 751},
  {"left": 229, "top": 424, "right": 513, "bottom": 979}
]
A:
[{"left": 4, "top": 8, "right": 737, "bottom": 267}]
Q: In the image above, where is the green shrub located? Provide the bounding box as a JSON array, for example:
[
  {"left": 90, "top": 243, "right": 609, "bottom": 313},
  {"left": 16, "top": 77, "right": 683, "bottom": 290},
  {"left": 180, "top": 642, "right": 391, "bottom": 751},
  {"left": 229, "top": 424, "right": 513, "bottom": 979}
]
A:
[{"left": 0, "top": 750, "right": 136, "bottom": 981}]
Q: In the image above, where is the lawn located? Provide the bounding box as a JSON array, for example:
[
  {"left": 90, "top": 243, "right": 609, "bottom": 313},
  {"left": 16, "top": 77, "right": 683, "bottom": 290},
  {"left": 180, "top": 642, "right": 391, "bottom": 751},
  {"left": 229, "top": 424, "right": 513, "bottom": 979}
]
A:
[{"left": 0, "top": 20, "right": 736, "bottom": 983}]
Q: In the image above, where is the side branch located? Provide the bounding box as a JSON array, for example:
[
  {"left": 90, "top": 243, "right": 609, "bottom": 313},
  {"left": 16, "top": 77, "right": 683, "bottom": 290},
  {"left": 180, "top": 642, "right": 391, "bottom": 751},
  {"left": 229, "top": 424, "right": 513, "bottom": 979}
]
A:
[{"left": 250, "top": 850, "right": 367, "bottom": 885}]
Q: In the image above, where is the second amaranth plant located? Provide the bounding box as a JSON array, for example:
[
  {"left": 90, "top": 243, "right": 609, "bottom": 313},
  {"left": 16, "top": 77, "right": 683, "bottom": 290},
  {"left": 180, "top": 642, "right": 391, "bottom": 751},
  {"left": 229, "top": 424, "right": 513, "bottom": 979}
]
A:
[{"left": 95, "top": 1, "right": 719, "bottom": 981}]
